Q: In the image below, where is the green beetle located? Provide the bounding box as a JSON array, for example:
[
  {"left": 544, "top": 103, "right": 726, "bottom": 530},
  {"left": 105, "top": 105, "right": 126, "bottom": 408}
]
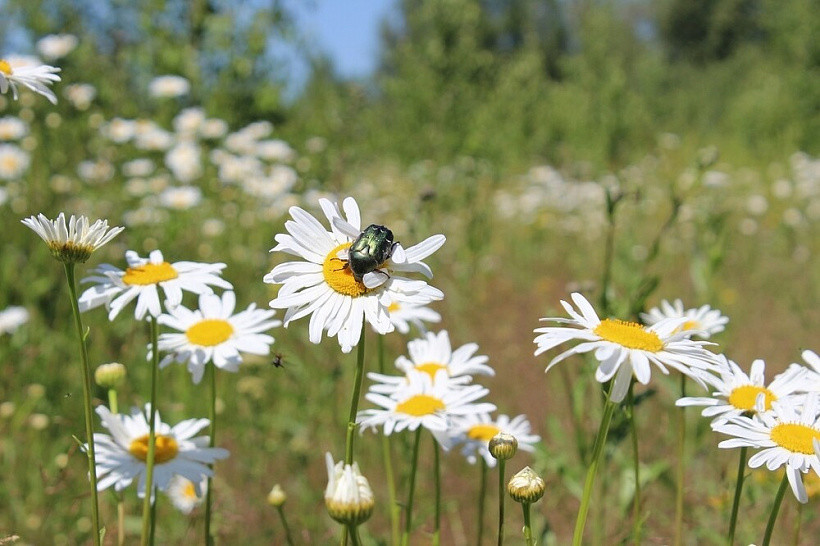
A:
[{"left": 347, "top": 224, "right": 397, "bottom": 285}]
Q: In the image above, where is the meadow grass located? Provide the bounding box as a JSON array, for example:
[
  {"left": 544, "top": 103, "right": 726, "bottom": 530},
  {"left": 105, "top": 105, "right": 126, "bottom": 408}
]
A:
[{"left": 1, "top": 55, "right": 819, "bottom": 546}]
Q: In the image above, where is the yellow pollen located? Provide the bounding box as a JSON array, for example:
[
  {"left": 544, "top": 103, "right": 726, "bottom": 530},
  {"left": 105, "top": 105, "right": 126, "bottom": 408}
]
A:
[
  {"left": 322, "top": 243, "right": 369, "bottom": 297},
  {"left": 387, "top": 302, "right": 401, "bottom": 313},
  {"left": 1, "top": 156, "right": 18, "bottom": 171},
  {"left": 416, "top": 362, "right": 447, "bottom": 380},
  {"left": 467, "top": 424, "right": 501, "bottom": 442},
  {"left": 0, "top": 60, "right": 11, "bottom": 75},
  {"left": 395, "top": 394, "right": 445, "bottom": 417},
  {"left": 186, "top": 319, "right": 234, "bottom": 346},
  {"left": 593, "top": 319, "right": 664, "bottom": 352},
  {"left": 129, "top": 434, "right": 179, "bottom": 463},
  {"left": 728, "top": 385, "right": 776, "bottom": 411},
  {"left": 122, "top": 261, "right": 179, "bottom": 285},
  {"left": 770, "top": 423, "right": 820, "bottom": 455}
]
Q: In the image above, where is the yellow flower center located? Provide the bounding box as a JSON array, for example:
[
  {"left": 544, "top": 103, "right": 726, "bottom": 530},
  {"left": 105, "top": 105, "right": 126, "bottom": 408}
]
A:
[
  {"left": 387, "top": 302, "right": 401, "bottom": 313},
  {"left": 122, "top": 261, "right": 179, "bottom": 285},
  {"left": 770, "top": 423, "right": 820, "bottom": 455},
  {"left": 394, "top": 394, "right": 445, "bottom": 417},
  {"left": 415, "top": 362, "right": 447, "bottom": 380},
  {"left": 1, "top": 155, "right": 19, "bottom": 171},
  {"left": 728, "top": 385, "right": 776, "bottom": 411},
  {"left": 322, "top": 243, "right": 369, "bottom": 297},
  {"left": 129, "top": 434, "right": 179, "bottom": 463},
  {"left": 467, "top": 424, "right": 501, "bottom": 442},
  {"left": 186, "top": 319, "right": 234, "bottom": 346},
  {"left": 681, "top": 320, "right": 701, "bottom": 331},
  {"left": 593, "top": 319, "right": 664, "bottom": 352},
  {"left": 183, "top": 481, "right": 197, "bottom": 499},
  {"left": 0, "top": 60, "right": 11, "bottom": 75}
]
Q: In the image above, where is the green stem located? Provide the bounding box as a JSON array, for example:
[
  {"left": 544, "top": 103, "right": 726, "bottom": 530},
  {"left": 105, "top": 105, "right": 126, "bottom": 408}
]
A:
[
  {"left": 726, "top": 446, "right": 748, "bottom": 546},
  {"left": 205, "top": 363, "right": 217, "bottom": 545},
  {"left": 628, "top": 383, "right": 641, "bottom": 545},
  {"left": 433, "top": 438, "right": 441, "bottom": 546},
  {"left": 674, "top": 376, "right": 686, "bottom": 546},
  {"left": 108, "top": 388, "right": 124, "bottom": 546},
  {"left": 522, "top": 503, "right": 534, "bottom": 546},
  {"left": 64, "top": 263, "right": 102, "bottom": 546},
  {"left": 345, "top": 325, "right": 367, "bottom": 465},
  {"left": 401, "top": 428, "right": 422, "bottom": 546},
  {"left": 276, "top": 505, "right": 296, "bottom": 546},
  {"left": 477, "top": 460, "right": 487, "bottom": 546},
  {"left": 378, "top": 336, "right": 400, "bottom": 546},
  {"left": 140, "top": 316, "right": 160, "bottom": 546},
  {"left": 347, "top": 523, "right": 361, "bottom": 546},
  {"left": 572, "top": 385, "right": 617, "bottom": 546},
  {"left": 497, "top": 458, "right": 506, "bottom": 546},
  {"left": 150, "top": 496, "right": 157, "bottom": 544},
  {"left": 762, "top": 473, "right": 789, "bottom": 546}
]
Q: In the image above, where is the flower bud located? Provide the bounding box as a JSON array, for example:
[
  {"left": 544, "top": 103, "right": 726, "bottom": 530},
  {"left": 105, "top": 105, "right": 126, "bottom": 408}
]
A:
[
  {"left": 94, "top": 362, "right": 126, "bottom": 388},
  {"left": 324, "top": 453, "right": 374, "bottom": 525},
  {"left": 267, "top": 484, "right": 287, "bottom": 507},
  {"left": 508, "top": 466, "right": 545, "bottom": 504},
  {"left": 489, "top": 432, "right": 518, "bottom": 461}
]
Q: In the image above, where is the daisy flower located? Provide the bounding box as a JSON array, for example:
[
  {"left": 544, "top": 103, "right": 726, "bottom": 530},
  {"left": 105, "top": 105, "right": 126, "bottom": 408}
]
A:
[
  {"left": 324, "top": 452, "right": 375, "bottom": 525},
  {"left": 394, "top": 330, "right": 494, "bottom": 380},
  {"left": 22, "top": 212, "right": 124, "bottom": 264},
  {"left": 264, "top": 197, "right": 445, "bottom": 353},
  {"left": 533, "top": 292, "right": 722, "bottom": 403},
  {"left": 0, "top": 306, "right": 29, "bottom": 335},
  {"left": 79, "top": 249, "right": 232, "bottom": 321},
  {"left": 89, "top": 405, "right": 229, "bottom": 499},
  {"left": 676, "top": 357, "right": 808, "bottom": 425},
  {"left": 357, "top": 369, "right": 496, "bottom": 436},
  {"left": 157, "top": 291, "right": 281, "bottom": 384},
  {"left": 799, "top": 350, "right": 820, "bottom": 391},
  {"left": 166, "top": 475, "right": 206, "bottom": 514},
  {"left": 714, "top": 393, "right": 820, "bottom": 503},
  {"left": 386, "top": 299, "right": 441, "bottom": 334},
  {"left": 447, "top": 413, "right": 541, "bottom": 467},
  {"left": 640, "top": 299, "right": 729, "bottom": 339},
  {"left": 0, "top": 57, "right": 61, "bottom": 104}
]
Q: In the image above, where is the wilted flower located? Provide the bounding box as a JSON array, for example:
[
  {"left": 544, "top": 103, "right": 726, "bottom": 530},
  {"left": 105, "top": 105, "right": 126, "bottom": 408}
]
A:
[{"left": 22, "top": 213, "right": 124, "bottom": 264}]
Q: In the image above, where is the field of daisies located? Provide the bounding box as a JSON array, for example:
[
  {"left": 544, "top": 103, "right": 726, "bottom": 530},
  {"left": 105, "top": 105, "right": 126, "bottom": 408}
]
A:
[{"left": 2, "top": 15, "right": 820, "bottom": 546}]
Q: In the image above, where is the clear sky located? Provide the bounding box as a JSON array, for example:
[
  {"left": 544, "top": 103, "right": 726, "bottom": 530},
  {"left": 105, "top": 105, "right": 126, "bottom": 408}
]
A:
[{"left": 278, "top": 0, "right": 398, "bottom": 97}]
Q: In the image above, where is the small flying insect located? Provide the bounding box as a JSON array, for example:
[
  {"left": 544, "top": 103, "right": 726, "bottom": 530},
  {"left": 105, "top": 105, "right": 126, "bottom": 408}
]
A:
[
  {"left": 271, "top": 353, "right": 285, "bottom": 368},
  {"left": 345, "top": 224, "right": 400, "bottom": 288}
]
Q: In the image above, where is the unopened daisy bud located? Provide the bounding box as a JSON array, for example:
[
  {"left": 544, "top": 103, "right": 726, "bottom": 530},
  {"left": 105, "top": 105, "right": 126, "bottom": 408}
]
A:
[
  {"left": 489, "top": 432, "right": 518, "bottom": 461},
  {"left": 267, "top": 484, "right": 287, "bottom": 507},
  {"left": 324, "top": 453, "right": 374, "bottom": 525},
  {"left": 508, "top": 466, "right": 545, "bottom": 504},
  {"left": 94, "top": 362, "right": 126, "bottom": 388},
  {"left": 22, "top": 212, "right": 124, "bottom": 264}
]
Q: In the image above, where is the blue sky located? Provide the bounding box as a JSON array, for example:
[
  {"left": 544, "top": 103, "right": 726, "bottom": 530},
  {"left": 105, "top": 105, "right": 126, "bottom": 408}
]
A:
[{"left": 279, "top": 0, "right": 398, "bottom": 96}]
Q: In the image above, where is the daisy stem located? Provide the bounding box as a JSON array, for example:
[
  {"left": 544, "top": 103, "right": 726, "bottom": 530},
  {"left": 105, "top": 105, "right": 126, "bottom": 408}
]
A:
[
  {"left": 401, "top": 427, "right": 422, "bottom": 546},
  {"left": 572, "top": 385, "right": 617, "bottom": 546},
  {"left": 64, "top": 263, "right": 102, "bottom": 546},
  {"left": 140, "top": 316, "right": 160, "bottom": 546},
  {"left": 205, "top": 363, "right": 217, "bottom": 545},
  {"left": 477, "top": 460, "right": 487, "bottom": 546},
  {"left": 107, "top": 388, "right": 125, "bottom": 546},
  {"left": 347, "top": 523, "right": 361, "bottom": 546},
  {"left": 522, "top": 502, "right": 534, "bottom": 546},
  {"left": 726, "top": 445, "right": 748, "bottom": 546},
  {"left": 344, "top": 324, "right": 367, "bottom": 465},
  {"left": 276, "top": 505, "right": 296, "bottom": 546},
  {"left": 497, "top": 458, "right": 506, "bottom": 546},
  {"left": 674, "top": 375, "right": 686, "bottom": 546},
  {"left": 761, "top": 472, "right": 789, "bottom": 546},
  {"left": 378, "top": 335, "right": 400, "bottom": 546},
  {"left": 433, "top": 437, "right": 441, "bottom": 546},
  {"left": 628, "top": 382, "right": 642, "bottom": 545}
]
